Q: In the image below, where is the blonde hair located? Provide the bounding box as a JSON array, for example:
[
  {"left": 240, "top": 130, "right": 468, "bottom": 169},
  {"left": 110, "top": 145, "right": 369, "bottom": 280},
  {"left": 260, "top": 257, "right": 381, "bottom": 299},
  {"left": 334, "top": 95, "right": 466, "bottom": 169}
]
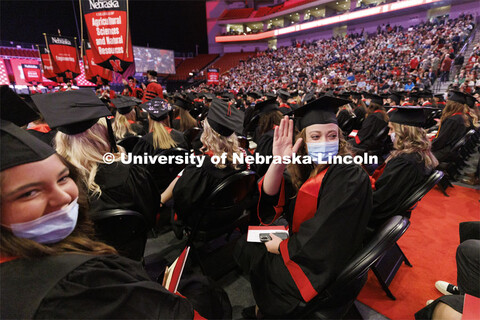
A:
[
  {"left": 387, "top": 122, "right": 438, "bottom": 170},
  {"left": 113, "top": 110, "right": 137, "bottom": 139},
  {"left": 176, "top": 107, "right": 197, "bottom": 132},
  {"left": 288, "top": 126, "right": 351, "bottom": 191},
  {"left": 55, "top": 118, "right": 124, "bottom": 198},
  {"left": 200, "top": 119, "right": 242, "bottom": 169},
  {"left": 149, "top": 117, "right": 177, "bottom": 150},
  {"left": 0, "top": 156, "right": 117, "bottom": 258}
]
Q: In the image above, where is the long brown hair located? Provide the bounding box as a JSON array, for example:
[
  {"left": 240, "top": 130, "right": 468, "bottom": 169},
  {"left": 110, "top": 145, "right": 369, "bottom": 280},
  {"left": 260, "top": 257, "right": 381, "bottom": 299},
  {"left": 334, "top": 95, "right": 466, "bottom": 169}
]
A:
[
  {"left": 176, "top": 107, "right": 197, "bottom": 132},
  {"left": 288, "top": 126, "right": 351, "bottom": 191},
  {"left": 387, "top": 123, "right": 438, "bottom": 170},
  {"left": 258, "top": 110, "right": 282, "bottom": 137},
  {"left": 366, "top": 103, "right": 389, "bottom": 122},
  {"left": 0, "top": 155, "right": 117, "bottom": 259},
  {"left": 440, "top": 100, "right": 469, "bottom": 126}
]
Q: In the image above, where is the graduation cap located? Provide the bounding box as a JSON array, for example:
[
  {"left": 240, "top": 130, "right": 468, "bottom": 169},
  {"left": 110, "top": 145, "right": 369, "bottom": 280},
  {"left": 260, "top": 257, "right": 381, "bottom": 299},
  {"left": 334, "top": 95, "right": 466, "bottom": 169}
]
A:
[
  {"left": 222, "top": 92, "right": 235, "bottom": 101},
  {"left": 350, "top": 91, "right": 362, "bottom": 99},
  {"left": 173, "top": 96, "right": 193, "bottom": 111},
  {"left": 293, "top": 95, "right": 351, "bottom": 130},
  {"left": 434, "top": 93, "right": 446, "bottom": 102},
  {"left": 247, "top": 91, "right": 261, "bottom": 100},
  {"left": 1, "top": 120, "right": 56, "bottom": 172},
  {"left": 111, "top": 96, "right": 137, "bottom": 115},
  {"left": 140, "top": 97, "right": 172, "bottom": 121},
  {"left": 364, "top": 93, "right": 383, "bottom": 106},
  {"left": 388, "top": 91, "right": 403, "bottom": 105},
  {"left": 200, "top": 92, "right": 215, "bottom": 101},
  {"left": 464, "top": 93, "right": 477, "bottom": 108},
  {"left": 277, "top": 89, "right": 291, "bottom": 101},
  {"left": 207, "top": 98, "right": 244, "bottom": 136},
  {"left": 254, "top": 99, "right": 279, "bottom": 115},
  {"left": 31, "top": 89, "right": 112, "bottom": 135},
  {"left": 447, "top": 90, "right": 467, "bottom": 104},
  {"left": 388, "top": 106, "right": 427, "bottom": 127},
  {"left": 302, "top": 92, "right": 316, "bottom": 105},
  {"left": 264, "top": 92, "right": 277, "bottom": 100},
  {"left": 1, "top": 86, "right": 39, "bottom": 126}
]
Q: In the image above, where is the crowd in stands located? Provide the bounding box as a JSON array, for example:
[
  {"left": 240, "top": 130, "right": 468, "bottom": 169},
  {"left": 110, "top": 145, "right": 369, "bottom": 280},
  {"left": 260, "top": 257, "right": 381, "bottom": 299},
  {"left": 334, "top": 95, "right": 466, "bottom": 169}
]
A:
[{"left": 212, "top": 15, "right": 476, "bottom": 96}]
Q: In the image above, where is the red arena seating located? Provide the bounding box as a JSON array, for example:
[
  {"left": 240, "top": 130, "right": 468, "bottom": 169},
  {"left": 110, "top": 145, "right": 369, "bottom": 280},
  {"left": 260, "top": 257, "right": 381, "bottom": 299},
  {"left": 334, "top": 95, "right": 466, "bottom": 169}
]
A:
[
  {"left": 210, "top": 52, "right": 255, "bottom": 75},
  {"left": 170, "top": 54, "right": 219, "bottom": 81},
  {"left": 219, "top": 8, "right": 255, "bottom": 20}
]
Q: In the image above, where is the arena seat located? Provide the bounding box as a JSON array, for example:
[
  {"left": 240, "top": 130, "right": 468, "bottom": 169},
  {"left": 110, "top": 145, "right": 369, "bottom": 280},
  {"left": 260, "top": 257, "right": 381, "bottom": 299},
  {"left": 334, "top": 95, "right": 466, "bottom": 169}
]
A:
[
  {"left": 218, "top": 8, "right": 255, "bottom": 21},
  {"left": 169, "top": 54, "right": 218, "bottom": 81},
  {"left": 210, "top": 52, "right": 254, "bottom": 75}
]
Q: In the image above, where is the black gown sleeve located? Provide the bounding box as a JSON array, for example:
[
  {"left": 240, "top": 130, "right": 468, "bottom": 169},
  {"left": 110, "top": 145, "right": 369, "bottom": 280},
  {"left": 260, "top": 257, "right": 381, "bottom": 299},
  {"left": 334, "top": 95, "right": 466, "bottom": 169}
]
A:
[
  {"left": 254, "top": 130, "right": 274, "bottom": 177},
  {"left": 371, "top": 155, "right": 426, "bottom": 228},
  {"left": 431, "top": 117, "right": 466, "bottom": 152},
  {"left": 35, "top": 255, "right": 196, "bottom": 319}
]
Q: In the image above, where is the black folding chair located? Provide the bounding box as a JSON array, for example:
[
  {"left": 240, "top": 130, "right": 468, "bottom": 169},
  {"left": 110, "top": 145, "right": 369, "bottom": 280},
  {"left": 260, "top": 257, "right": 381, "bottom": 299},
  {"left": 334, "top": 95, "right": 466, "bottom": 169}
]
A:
[
  {"left": 89, "top": 209, "right": 148, "bottom": 261},
  {"left": 185, "top": 170, "right": 257, "bottom": 277},
  {"left": 371, "top": 170, "right": 443, "bottom": 300},
  {"left": 289, "top": 216, "right": 410, "bottom": 319}
]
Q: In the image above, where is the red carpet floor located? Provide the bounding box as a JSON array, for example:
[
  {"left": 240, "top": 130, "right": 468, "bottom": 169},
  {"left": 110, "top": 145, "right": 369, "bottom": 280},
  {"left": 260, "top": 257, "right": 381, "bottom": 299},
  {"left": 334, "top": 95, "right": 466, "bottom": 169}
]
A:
[{"left": 357, "top": 185, "right": 480, "bottom": 319}]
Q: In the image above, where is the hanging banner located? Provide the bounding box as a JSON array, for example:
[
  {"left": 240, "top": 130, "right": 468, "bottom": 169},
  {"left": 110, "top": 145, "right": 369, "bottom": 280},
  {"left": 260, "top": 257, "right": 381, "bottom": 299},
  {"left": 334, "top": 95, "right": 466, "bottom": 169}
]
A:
[
  {"left": 84, "top": 41, "right": 113, "bottom": 84},
  {"left": 22, "top": 64, "right": 42, "bottom": 84},
  {"left": 45, "top": 35, "right": 81, "bottom": 80},
  {"left": 81, "top": 0, "right": 133, "bottom": 74},
  {"left": 207, "top": 68, "right": 220, "bottom": 85},
  {"left": 38, "top": 46, "right": 58, "bottom": 82}
]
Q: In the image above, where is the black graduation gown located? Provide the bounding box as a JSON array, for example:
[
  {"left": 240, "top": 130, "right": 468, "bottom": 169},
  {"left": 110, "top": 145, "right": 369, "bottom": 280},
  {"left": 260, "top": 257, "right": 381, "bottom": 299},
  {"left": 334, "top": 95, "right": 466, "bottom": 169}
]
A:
[
  {"left": 352, "top": 106, "right": 366, "bottom": 130},
  {"left": 132, "top": 131, "right": 189, "bottom": 191},
  {"left": 431, "top": 114, "right": 467, "bottom": 162},
  {"left": 337, "top": 109, "right": 355, "bottom": 136},
  {"left": 235, "top": 164, "right": 372, "bottom": 316},
  {"left": 349, "top": 112, "right": 389, "bottom": 152},
  {"left": 173, "top": 155, "right": 247, "bottom": 227},
  {"left": 172, "top": 117, "right": 181, "bottom": 131},
  {"left": 89, "top": 162, "right": 160, "bottom": 227},
  {"left": 27, "top": 129, "right": 57, "bottom": 146},
  {"left": 1, "top": 254, "right": 197, "bottom": 319},
  {"left": 254, "top": 129, "right": 274, "bottom": 177},
  {"left": 370, "top": 153, "right": 432, "bottom": 229}
]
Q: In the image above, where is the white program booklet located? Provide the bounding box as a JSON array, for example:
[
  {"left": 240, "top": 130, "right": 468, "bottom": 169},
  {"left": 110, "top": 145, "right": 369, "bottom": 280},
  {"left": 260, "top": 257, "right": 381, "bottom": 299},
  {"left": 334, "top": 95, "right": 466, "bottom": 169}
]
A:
[{"left": 247, "top": 225, "right": 289, "bottom": 243}]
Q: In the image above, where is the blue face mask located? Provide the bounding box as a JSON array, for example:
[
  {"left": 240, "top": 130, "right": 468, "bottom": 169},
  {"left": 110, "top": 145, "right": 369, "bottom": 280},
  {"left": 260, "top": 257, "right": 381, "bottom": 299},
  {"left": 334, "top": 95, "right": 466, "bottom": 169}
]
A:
[
  {"left": 365, "top": 100, "right": 371, "bottom": 106},
  {"left": 307, "top": 141, "right": 339, "bottom": 164},
  {"left": 9, "top": 198, "right": 79, "bottom": 244}
]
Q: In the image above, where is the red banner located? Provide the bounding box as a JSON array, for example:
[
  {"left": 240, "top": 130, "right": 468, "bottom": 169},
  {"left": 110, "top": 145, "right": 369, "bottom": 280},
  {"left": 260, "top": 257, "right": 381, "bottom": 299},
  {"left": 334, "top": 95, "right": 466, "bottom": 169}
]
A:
[
  {"left": 22, "top": 64, "right": 42, "bottom": 84},
  {"left": 207, "top": 68, "right": 220, "bottom": 85},
  {"left": 38, "top": 46, "right": 58, "bottom": 82},
  {"left": 81, "top": 0, "right": 133, "bottom": 74},
  {"left": 84, "top": 41, "right": 113, "bottom": 84},
  {"left": 45, "top": 35, "right": 81, "bottom": 80}
]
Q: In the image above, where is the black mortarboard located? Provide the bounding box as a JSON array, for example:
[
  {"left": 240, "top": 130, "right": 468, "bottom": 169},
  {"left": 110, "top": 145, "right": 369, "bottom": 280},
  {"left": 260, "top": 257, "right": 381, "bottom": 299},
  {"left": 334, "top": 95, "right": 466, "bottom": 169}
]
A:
[
  {"left": 294, "top": 96, "right": 351, "bottom": 130},
  {"left": 419, "top": 91, "right": 433, "bottom": 99},
  {"left": 290, "top": 90, "right": 298, "bottom": 97},
  {"left": 174, "top": 96, "right": 193, "bottom": 111},
  {"left": 1, "top": 86, "right": 39, "bottom": 126},
  {"left": 265, "top": 92, "right": 277, "bottom": 100},
  {"left": 32, "top": 89, "right": 112, "bottom": 135},
  {"left": 365, "top": 93, "right": 384, "bottom": 106},
  {"left": 247, "top": 91, "right": 261, "bottom": 100},
  {"left": 351, "top": 91, "right": 362, "bottom": 99},
  {"left": 434, "top": 93, "right": 446, "bottom": 102},
  {"left": 1, "top": 120, "right": 55, "bottom": 171},
  {"left": 302, "top": 92, "right": 316, "bottom": 105},
  {"left": 277, "top": 89, "right": 291, "bottom": 101},
  {"left": 111, "top": 96, "right": 137, "bottom": 115},
  {"left": 447, "top": 90, "right": 467, "bottom": 104},
  {"left": 207, "top": 98, "right": 244, "bottom": 136},
  {"left": 222, "top": 92, "right": 235, "bottom": 101},
  {"left": 140, "top": 97, "right": 172, "bottom": 121},
  {"left": 254, "top": 99, "right": 279, "bottom": 115},
  {"left": 388, "top": 91, "right": 403, "bottom": 105},
  {"left": 388, "top": 106, "right": 427, "bottom": 127},
  {"left": 464, "top": 93, "right": 477, "bottom": 108}
]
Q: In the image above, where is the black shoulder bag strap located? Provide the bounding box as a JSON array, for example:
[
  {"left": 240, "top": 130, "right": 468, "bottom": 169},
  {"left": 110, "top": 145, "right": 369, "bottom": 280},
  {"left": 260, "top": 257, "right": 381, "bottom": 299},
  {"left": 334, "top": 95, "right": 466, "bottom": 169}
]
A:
[{"left": 1, "top": 254, "right": 97, "bottom": 319}]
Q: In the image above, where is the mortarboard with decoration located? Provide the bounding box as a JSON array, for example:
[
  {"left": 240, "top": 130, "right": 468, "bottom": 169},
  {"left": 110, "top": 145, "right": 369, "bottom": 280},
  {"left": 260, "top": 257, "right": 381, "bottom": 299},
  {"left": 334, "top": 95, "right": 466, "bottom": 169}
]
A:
[
  {"left": 293, "top": 95, "right": 351, "bottom": 130},
  {"left": 207, "top": 98, "right": 244, "bottom": 136}
]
